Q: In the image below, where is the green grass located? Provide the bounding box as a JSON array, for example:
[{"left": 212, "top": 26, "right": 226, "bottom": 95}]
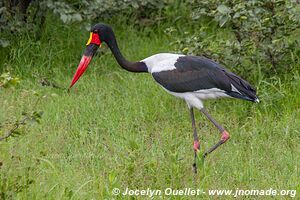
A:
[{"left": 1, "top": 18, "right": 300, "bottom": 199}]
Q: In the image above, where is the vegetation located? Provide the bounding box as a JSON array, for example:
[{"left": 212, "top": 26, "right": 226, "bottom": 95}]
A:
[{"left": 1, "top": 0, "right": 299, "bottom": 199}]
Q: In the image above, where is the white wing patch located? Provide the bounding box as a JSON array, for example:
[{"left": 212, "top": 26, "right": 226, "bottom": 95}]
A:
[
  {"left": 231, "top": 84, "right": 242, "bottom": 94},
  {"left": 141, "top": 53, "right": 184, "bottom": 73},
  {"left": 162, "top": 87, "right": 229, "bottom": 110},
  {"left": 193, "top": 88, "right": 229, "bottom": 100}
]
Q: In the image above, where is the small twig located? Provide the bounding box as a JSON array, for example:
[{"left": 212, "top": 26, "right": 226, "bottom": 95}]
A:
[
  {"left": 39, "top": 78, "right": 65, "bottom": 90},
  {"left": 0, "top": 116, "right": 29, "bottom": 141},
  {"left": 0, "top": 96, "right": 42, "bottom": 141},
  {"left": 266, "top": 48, "right": 277, "bottom": 72}
]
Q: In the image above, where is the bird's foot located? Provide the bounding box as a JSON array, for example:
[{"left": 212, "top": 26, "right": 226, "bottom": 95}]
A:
[
  {"left": 193, "top": 153, "right": 198, "bottom": 174},
  {"left": 203, "top": 130, "right": 230, "bottom": 158}
]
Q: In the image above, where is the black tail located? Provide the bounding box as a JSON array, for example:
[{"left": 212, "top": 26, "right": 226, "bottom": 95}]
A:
[{"left": 225, "top": 72, "right": 259, "bottom": 103}]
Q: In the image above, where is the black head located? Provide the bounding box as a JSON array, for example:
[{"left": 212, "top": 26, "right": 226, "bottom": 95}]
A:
[{"left": 90, "top": 23, "right": 114, "bottom": 43}]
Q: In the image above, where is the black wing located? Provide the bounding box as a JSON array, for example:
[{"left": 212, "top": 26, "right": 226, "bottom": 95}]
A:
[{"left": 152, "top": 56, "right": 258, "bottom": 102}]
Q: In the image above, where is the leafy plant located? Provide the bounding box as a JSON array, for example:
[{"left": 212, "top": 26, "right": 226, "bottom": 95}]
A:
[
  {"left": 0, "top": 90, "right": 46, "bottom": 141},
  {"left": 0, "top": 72, "right": 20, "bottom": 88},
  {"left": 0, "top": 0, "right": 168, "bottom": 47},
  {"left": 0, "top": 109, "right": 43, "bottom": 141},
  {"left": 175, "top": 0, "right": 300, "bottom": 77}
]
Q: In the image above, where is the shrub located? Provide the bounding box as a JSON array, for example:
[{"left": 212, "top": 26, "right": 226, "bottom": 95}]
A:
[
  {"left": 0, "top": 0, "right": 168, "bottom": 47},
  {"left": 173, "top": 0, "right": 300, "bottom": 77}
]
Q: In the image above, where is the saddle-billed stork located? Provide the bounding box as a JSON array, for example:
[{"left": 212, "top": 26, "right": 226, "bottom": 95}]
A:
[{"left": 69, "top": 23, "right": 259, "bottom": 173}]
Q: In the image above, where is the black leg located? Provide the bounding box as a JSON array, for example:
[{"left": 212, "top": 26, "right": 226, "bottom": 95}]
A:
[
  {"left": 200, "top": 108, "right": 230, "bottom": 157},
  {"left": 190, "top": 108, "right": 200, "bottom": 174}
]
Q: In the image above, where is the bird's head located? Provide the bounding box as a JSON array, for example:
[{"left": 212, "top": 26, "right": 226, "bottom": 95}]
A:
[{"left": 69, "top": 23, "right": 113, "bottom": 89}]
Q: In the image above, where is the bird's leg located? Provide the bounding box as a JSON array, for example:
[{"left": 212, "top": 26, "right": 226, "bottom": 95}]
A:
[
  {"left": 200, "top": 108, "right": 230, "bottom": 158},
  {"left": 190, "top": 108, "right": 200, "bottom": 174}
]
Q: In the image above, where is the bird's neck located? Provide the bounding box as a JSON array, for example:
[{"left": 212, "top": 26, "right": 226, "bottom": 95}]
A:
[{"left": 106, "top": 36, "right": 148, "bottom": 73}]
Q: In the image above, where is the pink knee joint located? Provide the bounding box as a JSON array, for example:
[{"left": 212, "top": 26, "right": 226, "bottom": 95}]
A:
[
  {"left": 221, "top": 130, "right": 230, "bottom": 143},
  {"left": 193, "top": 140, "right": 200, "bottom": 151}
]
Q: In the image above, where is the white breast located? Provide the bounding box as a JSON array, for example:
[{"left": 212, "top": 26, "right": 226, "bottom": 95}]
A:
[{"left": 141, "top": 53, "right": 184, "bottom": 73}]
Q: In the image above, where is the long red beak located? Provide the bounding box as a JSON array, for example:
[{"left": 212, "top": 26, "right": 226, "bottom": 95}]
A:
[
  {"left": 69, "top": 43, "right": 99, "bottom": 89},
  {"left": 69, "top": 55, "right": 92, "bottom": 88}
]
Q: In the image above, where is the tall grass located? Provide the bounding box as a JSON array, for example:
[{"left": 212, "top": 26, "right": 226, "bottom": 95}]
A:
[{"left": 0, "top": 16, "right": 299, "bottom": 199}]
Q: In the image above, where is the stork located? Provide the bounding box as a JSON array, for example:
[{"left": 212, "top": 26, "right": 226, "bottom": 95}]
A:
[{"left": 69, "top": 23, "right": 259, "bottom": 173}]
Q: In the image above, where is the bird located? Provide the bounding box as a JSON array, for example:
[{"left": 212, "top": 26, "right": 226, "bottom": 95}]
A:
[{"left": 69, "top": 23, "right": 259, "bottom": 173}]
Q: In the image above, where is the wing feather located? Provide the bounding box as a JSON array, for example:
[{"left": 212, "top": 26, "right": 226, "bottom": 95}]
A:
[{"left": 152, "top": 56, "right": 258, "bottom": 101}]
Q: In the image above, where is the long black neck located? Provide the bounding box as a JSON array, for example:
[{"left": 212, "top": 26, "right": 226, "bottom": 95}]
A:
[{"left": 105, "top": 34, "right": 148, "bottom": 73}]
